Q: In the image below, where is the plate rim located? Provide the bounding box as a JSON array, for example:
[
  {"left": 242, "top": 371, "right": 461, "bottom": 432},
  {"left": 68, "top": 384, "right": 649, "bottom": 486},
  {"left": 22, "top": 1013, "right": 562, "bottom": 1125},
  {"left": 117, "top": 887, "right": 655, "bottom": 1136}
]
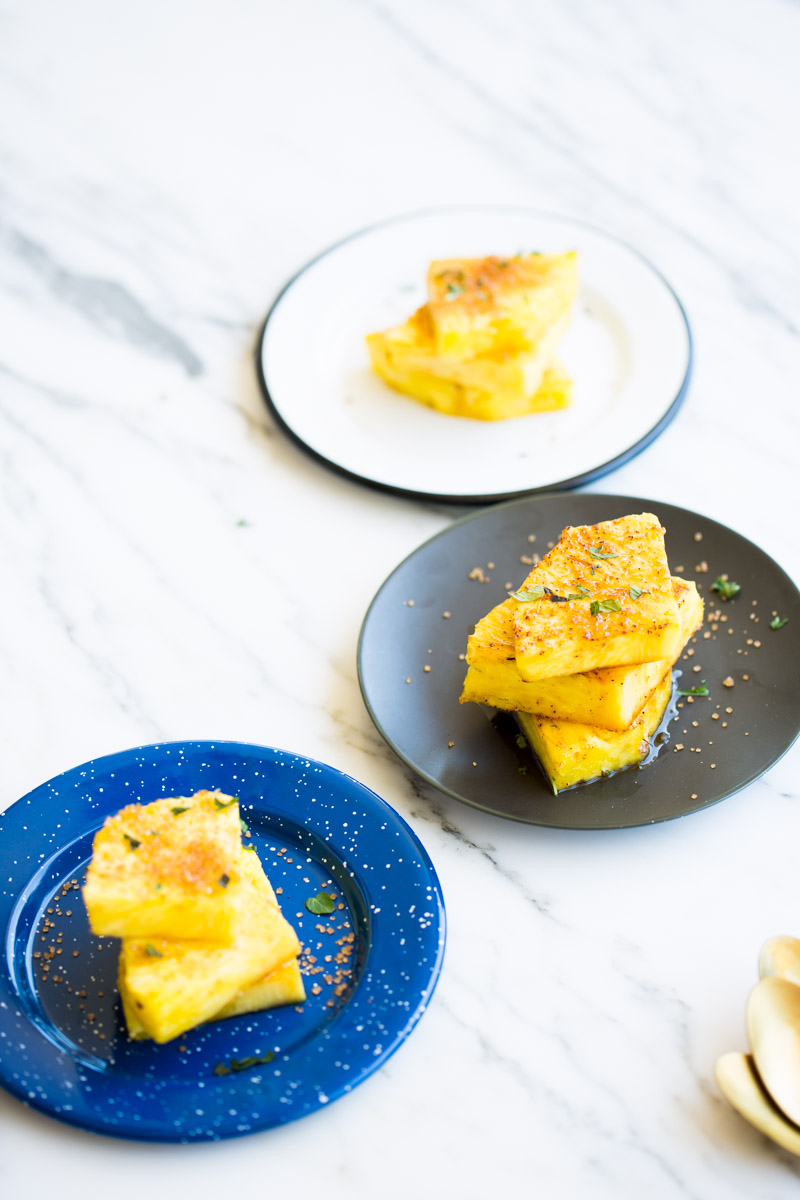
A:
[
  {"left": 0, "top": 739, "right": 447, "bottom": 1142},
  {"left": 255, "top": 204, "right": 694, "bottom": 504},
  {"left": 357, "top": 491, "right": 800, "bottom": 829}
]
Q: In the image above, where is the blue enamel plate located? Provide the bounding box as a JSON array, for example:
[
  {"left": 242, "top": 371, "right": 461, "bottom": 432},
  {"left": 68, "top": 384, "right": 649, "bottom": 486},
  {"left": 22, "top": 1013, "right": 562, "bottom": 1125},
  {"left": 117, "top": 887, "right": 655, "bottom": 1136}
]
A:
[{"left": 0, "top": 741, "right": 445, "bottom": 1142}]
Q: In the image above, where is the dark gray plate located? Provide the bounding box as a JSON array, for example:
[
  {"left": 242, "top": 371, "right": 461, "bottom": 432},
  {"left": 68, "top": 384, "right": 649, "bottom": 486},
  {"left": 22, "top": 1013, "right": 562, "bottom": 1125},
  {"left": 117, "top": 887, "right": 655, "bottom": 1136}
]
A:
[{"left": 357, "top": 494, "right": 800, "bottom": 829}]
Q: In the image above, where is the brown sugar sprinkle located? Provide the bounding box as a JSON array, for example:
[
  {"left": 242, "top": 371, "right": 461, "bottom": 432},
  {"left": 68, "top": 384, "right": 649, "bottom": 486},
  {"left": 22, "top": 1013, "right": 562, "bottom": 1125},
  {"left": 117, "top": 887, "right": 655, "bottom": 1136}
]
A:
[
  {"left": 442, "top": 611, "right": 451, "bottom": 619},
  {"left": 520, "top": 554, "right": 533, "bottom": 565},
  {"left": 407, "top": 600, "right": 415, "bottom": 607},
  {"left": 711, "top": 713, "right": 719, "bottom": 720},
  {"left": 487, "top": 562, "right": 495, "bottom": 570},
  {"left": 448, "top": 741, "right": 454, "bottom": 748},
  {"left": 722, "top": 676, "right": 735, "bottom": 688},
  {"left": 725, "top": 706, "right": 733, "bottom": 714},
  {"left": 703, "top": 631, "right": 711, "bottom": 639},
  {"left": 694, "top": 532, "right": 703, "bottom": 542},
  {"left": 405, "top": 677, "right": 411, "bottom": 684},
  {"left": 691, "top": 793, "right": 698, "bottom": 800},
  {"left": 743, "top": 674, "right": 749, "bottom": 681},
  {"left": 685, "top": 649, "right": 695, "bottom": 657},
  {"left": 695, "top": 561, "right": 709, "bottom": 573},
  {"left": 423, "top": 665, "right": 431, "bottom": 673},
  {"left": 693, "top": 665, "right": 702, "bottom": 673},
  {"left": 711, "top": 764, "right": 717, "bottom": 769},
  {"left": 528, "top": 534, "right": 536, "bottom": 542},
  {"left": 675, "top": 744, "right": 685, "bottom": 751}
]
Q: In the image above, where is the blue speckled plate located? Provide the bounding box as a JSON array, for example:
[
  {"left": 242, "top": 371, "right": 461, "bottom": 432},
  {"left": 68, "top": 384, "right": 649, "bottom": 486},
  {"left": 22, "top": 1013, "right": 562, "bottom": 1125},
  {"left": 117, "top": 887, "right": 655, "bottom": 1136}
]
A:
[{"left": 0, "top": 741, "right": 445, "bottom": 1142}]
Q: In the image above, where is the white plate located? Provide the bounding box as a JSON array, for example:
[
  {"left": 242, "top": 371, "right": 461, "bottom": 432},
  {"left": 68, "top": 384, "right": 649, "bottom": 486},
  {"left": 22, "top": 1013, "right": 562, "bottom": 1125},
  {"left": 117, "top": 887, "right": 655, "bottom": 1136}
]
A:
[{"left": 258, "top": 207, "right": 692, "bottom": 503}]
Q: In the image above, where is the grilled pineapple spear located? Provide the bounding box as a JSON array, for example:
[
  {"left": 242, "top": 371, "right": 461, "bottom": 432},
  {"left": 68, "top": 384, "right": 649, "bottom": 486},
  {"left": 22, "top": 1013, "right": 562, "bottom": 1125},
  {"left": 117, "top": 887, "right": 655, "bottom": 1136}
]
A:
[
  {"left": 462, "top": 577, "right": 703, "bottom": 730},
  {"left": 513, "top": 513, "right": 682, "bottom": 680}
]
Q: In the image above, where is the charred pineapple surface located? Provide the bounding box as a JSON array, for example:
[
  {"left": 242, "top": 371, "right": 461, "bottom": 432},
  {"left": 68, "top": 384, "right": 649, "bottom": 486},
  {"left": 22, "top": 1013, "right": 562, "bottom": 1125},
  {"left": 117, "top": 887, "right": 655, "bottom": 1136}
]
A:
[
  {"left": 426, "top": 252, "right": 578, "bottom": 360},
  {"left": 118, "top": 850, "right": 301, "bottom": 1044},
  {"left": 83, "top": 790, "right": 244, "bottom": 943},
  {"left": 517, "top": 670, "right": 673, "bottom": 794},
  {"left": 462, "top": 578, "right": 703, "bottom": 729},
  {"left": 513, "top": 513, "right": 682, "bottom": 680}
]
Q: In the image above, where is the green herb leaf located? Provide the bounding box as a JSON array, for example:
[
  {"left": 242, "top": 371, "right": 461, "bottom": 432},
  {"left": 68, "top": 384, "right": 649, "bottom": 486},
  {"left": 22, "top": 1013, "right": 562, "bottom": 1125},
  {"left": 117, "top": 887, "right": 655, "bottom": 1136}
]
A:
[
  {"left": 588, "top": 546, "right": 619, "bottom": 561},
  {"left": 218, "top": 873, "right": 230, "bottom": 888},
  {"left": 629, "top": 586, "right": 648, "bottom": 600},
  {"left": 236, "top": 518, "right": 250, "bottom": 527},
  {"left": 515, "top": 734, "right": 527, "bottom": 749},
  {"left": 710, "top": 576, "right": 741, "bottom": 601},
  {"left": 144, "top": 943, "right": 162, "bottom": 958},
  {"left": 770, "top": 615, "right": 789, "bottom": 631},
  {"left": 213, "top": 797, "right": 237, "bottom": 811},
  {"left": 511, "top": 586, "right": 546, "bottom": 602},
  {"left": 240, "top": 817, "right": 250, "bottom": 837},
  {"left": 171, "top": 805, "right": 189, "bottom": 816},
  {"left": 231, "top": 1052, "right": 275, "bottom": 1072},
  {"left": 444, "top": 282, "right": 464, "bottom": 300},
  {"left": 212, "top": 1062, "right": 231, "bottom": 1076},
  {"left": 517, "top": 766, "right": 528, "bottom": 775},
  {"left": 305, "top": 891, "right": 335, "bottom": 915},
  {"left": 567, "top": 585, "right": 591, "bottom": 599},
  {"left": 123, "top": 833, "right": 141, "bottom": 851},
  {"left": 243, "top": 843, "right": 256, "bottom": 852},
  {"left": 677, "top": 683, "right": 710, "bottom": 697},
  {"left": 590, "top": 598, "right": 623, "bottom": 616}
]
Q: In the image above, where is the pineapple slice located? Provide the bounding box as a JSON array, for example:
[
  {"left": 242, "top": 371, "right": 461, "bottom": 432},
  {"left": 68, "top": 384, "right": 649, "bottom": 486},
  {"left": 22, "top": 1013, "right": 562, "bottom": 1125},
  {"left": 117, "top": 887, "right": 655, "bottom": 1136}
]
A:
[
  {"left": 367, "top": 303, "right": 572, "bottom": 421},
  {"left": 118, "top": 849, "right": 301, "bottom": 1043},
  {"left": 426, "top": 252, "right": 578, "bottom": 360},
  {"left": 119, "top": 957, "right": 306, "bottom": 1040},
  {"left": 513, "top": 513, "right": 682, "bottom": 681},
  {"left": 517, "top": 670, "right": 673, "bottom": 794},
  {"left": 461, "top": 578, "right": 703, "bottom": 729},
  {"left": 83, "top": 790, "right": 245, "bottom": 943}
]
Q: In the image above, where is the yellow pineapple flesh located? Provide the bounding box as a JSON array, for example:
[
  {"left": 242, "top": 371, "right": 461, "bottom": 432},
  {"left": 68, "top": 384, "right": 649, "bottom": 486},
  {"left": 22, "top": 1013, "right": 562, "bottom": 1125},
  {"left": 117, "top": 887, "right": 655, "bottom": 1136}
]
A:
[
  {"left": 366, "top": 305, "right": 572, "bottom": 421},
  {"left": 117, "top": 849, "right": 301, "bottom": 1043},
  {"left": 119, "top": 957, "right": 306, "bottom": 1040},
  {"left": 517, "top": 670, "right": 673, "bottom": 794},
  {"left": 83, "top": 790, "right": 245, "bottom": 943},
  {"left": 513, "top": 513, "right": 682, "bottom": 681},
  {"left": 461, "top": 578, "right": 703, "bottom": 729},
  {"left": 425, "top": 252, "right": 578, "bottom": 360}
]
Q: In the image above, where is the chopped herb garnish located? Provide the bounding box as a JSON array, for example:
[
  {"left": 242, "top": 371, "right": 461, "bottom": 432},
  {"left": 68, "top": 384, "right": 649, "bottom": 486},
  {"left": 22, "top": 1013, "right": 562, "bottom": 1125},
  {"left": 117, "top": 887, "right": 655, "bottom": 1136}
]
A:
[
  {"left": 171, "top": 805, "right": 189, "bottom": 816},
  {"left": 770, "top": 615, "right": 788, "bottom": 630},
  {"left": 213, "top": 1062, "right": 231, "bottom": 1076},
  {"left": 236, "top": 518, "right": 250, "bottom": 527},
  {"left": 144, "top": 944, "right": 162, "bottom": 958},
  {"left": 243, "top": 843, "right": 256, "bottom": 852},
  {"left": 515, "top": 734, "right": 527, "bottom": 749},
  {"left": 218, "top": 873, "right": 230, "bottom": 888},
  {"left": 590, "top": 598, "right": 623, "bottom": 616},
  {"left": 444, "top": 282, "right": 464, "bottom": 300},
  {"left": 305, "top": 891, "right": 335, "bottom": 915},
  {"left": 231, "top": 1052, "right": 275, "bottom": 1072},
  {"left": 240, "top": 817, "right": 250, "bottom": 837},
  {"left": 588, "top": 546, "right": 619, "bottom": 561},
  {"left": 710, "top": 576, "right": 740, "bottom": 601},
  {"left": 517, "top": 766, "right": 528, "bottom": 775},
  {"left": 213, "top": 797, "right": 237, "bottom": 811},
  {"left": 511, "top": 585, "right": 546, "bottom": 602},
  {"left": 677, "top": 683, "right": 710, "bottom": 697},
  {"left": 123, "top": 833, "right": 141, "bottom": 851},
  {"left": 629, "top": 586, "right": 648, "bottom": 600}
]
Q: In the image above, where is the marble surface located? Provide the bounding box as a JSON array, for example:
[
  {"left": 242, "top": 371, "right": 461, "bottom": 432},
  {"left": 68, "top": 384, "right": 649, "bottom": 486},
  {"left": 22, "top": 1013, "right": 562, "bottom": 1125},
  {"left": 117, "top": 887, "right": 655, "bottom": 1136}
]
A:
[{"left": 1, "top": 0, "right": 799, "bottom": 1195}]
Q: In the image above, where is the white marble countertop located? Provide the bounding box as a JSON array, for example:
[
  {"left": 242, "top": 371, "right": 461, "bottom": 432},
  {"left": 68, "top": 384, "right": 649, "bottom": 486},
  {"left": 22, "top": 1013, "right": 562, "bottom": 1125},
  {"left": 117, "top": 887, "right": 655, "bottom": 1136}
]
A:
[{"left": 2, "top": 0, "right": 799, "bottom": 1195}]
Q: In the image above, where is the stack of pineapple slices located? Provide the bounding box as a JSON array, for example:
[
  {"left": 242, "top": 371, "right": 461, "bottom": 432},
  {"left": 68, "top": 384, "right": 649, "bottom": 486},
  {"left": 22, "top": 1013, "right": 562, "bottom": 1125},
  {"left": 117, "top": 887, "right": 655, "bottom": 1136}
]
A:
[
  {"left": 83, "top": 790, "right": 304, "bottom": 1044},
  {"left": 366, "top": 252, "right": 578, "bottom": 421},
  {"left": 460, "top": 513, "right": 705, "bottom": 793}
]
